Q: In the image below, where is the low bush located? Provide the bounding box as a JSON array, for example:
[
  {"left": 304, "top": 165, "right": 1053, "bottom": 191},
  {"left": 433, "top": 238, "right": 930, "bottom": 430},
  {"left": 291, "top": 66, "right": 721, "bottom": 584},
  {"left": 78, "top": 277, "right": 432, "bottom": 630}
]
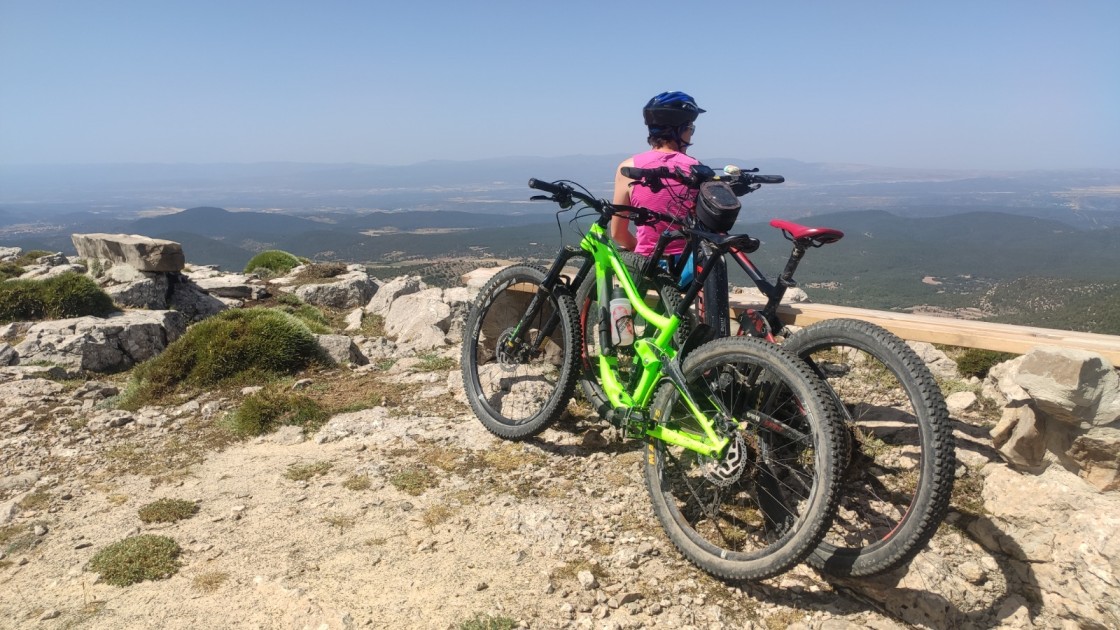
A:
[
  {"left": 956, "top": 348, "right": 1017, "bottom": 379},
  {"left": 87, "top": 535, "right": 181, "bottom": 586},
  {"left": 137, "top": 498, "right": 199, "bottom": 524},
  {"left": 293, "top": 262, "right": 347, "bottom": 282},
  {"left": 121, "top": 307, "right": 328, "bottom": 406},
  {"left": 244, "top": 250, "right": 301, "bottom": 276},
  {"left": 0, "top": 272, "right": 116, "bottom": 323},
  {"left": 272, "top": 294, "right": 331, "bottom": 333},
  {"left": 0, "top": 262, "right": 24, "bottom": 281},
  {"left": 227, "top": 387, "right": 329, "bottom": 437}
]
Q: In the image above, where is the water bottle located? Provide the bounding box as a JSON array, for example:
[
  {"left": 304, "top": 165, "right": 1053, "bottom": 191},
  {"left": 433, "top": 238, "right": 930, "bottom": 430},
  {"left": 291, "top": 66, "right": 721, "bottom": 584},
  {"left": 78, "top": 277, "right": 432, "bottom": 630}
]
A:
[{"left": 609, "top": 287, "right": 635, "bottom": 346}]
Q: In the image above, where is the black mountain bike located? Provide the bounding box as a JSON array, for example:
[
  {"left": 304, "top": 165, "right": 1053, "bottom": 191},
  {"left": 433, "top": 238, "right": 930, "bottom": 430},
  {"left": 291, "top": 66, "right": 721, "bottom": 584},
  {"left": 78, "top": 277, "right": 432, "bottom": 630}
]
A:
[{"left": 580, "top": 163, "right": 955, "bottom": 578}]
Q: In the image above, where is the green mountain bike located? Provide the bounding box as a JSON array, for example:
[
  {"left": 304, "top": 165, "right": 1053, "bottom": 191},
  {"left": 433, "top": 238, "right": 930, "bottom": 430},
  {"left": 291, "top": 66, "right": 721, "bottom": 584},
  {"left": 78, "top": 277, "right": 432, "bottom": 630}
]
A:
[
  {"left": 593, "top": 163, "right": 956, "bottom": 578},
  {"left": 461, "top": 177, "right": 846, "bottom": 581}
]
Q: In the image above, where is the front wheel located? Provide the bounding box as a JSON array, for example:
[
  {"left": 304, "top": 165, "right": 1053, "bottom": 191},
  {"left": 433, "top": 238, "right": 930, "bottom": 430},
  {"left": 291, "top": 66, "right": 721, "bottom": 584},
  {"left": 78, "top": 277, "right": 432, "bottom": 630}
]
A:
[
  {"left": 461, "top": 265, "right": 580, "bottom": 440},
  {"left": 783, "top": 318, "right": 955, "bottom": 577},
  {"left": 644, "top": 337, "right": 844, "bottom": 581}
]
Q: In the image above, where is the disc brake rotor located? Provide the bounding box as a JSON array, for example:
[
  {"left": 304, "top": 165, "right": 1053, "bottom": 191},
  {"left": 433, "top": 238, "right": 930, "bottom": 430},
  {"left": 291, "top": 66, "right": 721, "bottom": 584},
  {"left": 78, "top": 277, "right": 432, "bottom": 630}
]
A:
[{"left": 700, "top": 429, "right": 747, "bottom": 487}]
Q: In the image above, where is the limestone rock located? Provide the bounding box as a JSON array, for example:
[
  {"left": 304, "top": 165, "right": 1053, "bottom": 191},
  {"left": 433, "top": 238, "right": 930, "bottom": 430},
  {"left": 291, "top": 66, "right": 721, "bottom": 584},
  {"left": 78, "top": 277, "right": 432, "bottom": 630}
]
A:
[
  {"left": 314, "top": 334, "right": 369, "bottom": 366},
  {"left": 104, "top": 271, "right": 170, "bottom": 309},
  {"left": 729, "top": 285, "right": 809, "bottom": 304},
  {"left": 972, "top": 464, "right": 1120, "bottom": 628},
  {"left": 1068, "top": 428, "right": 1120, "bottom": 492},
  {"left": 0, "top": 246, "right": 22, "bottom": 261},
  {"left": 383, "top": 288, "right": 452, "bottom": 350},
  {"left": 364, "top": 275, "right": 424, "bottom": 317},
  {"left": 990, "top": 403, "right": 1046, "bottom": 468},
  {"left": 907, "top": 341, "right": 960, "bottom": 379},
  {"left": 71, "top": 233, "right": 185, "bottom": 272},
  {"left": 982, "top": 356, "right": 1030, "bottom": 407},
  {"left": 13, "top": 310, "right": 186, "bottom": 373},
  {"left": 168, "top": 277, "right": 229, "bottom": 322},
  {"left": 1014, "top": 346, "right": 1120, "bottom": 428},
  {"left": 293, "top": 266, "right": 378, "bottom": 309},
  {"left": 945, "top": 390, "right": 977, "bottom": 416},
  {"left": 192, "top": 274, "right": 269, "bottom": 300},
  {"left": 0, "top": 343, "right": 16, "bottom": 366}
]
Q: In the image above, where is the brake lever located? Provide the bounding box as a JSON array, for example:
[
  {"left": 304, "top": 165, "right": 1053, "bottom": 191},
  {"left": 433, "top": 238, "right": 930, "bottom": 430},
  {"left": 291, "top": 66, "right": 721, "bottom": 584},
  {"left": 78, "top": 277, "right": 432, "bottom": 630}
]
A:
[{"left": 529, "top": 195, "right": 550, "bottom": 201}]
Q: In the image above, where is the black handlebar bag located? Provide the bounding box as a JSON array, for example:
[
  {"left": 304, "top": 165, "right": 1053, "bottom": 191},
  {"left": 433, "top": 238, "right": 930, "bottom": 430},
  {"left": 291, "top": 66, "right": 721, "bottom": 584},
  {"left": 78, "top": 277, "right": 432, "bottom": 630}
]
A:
[{"left": 695, "top": 181, "right": 741, "bottom": 233}]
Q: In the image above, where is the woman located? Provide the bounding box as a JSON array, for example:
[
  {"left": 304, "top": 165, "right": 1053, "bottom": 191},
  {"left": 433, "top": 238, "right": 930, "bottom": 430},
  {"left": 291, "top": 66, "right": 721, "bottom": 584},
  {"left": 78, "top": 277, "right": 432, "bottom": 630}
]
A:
[{"left": 611, "top": 91, "right": 704, "bottom": 255}]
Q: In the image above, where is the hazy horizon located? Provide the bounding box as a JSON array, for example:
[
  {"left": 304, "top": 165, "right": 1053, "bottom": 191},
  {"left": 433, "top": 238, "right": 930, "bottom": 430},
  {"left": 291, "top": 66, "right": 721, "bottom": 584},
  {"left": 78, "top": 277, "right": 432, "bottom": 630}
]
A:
[{"left": 2, "top": 1, "right": 1118, "bottom": 171}]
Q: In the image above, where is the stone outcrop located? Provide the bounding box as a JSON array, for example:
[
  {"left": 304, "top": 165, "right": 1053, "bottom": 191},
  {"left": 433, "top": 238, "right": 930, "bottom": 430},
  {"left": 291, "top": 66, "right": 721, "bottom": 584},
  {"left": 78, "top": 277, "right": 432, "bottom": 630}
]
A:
[
  {"left": 12, "top": 310, "right": 187, "bottom": 373},
  {"left": 970, "top": 464, "right": 1120, "bottom": 628},
  {"left": 281, "top": 265, "right": 378, "bottom": 310},
  {"left": 71, "top": 233, "right": 185, "bottom": 272},
  {"left": 314, "top": 334, "right": 368, "bottom": 367},
  {"left": 987, "top": 346, "right": 1120, "bottom": 491},
  {"left": 364, "top": 275, "right": 424, "bottom": 317},
  {"left": 908, "top": 341, "right": 961, "bottom": 379}
]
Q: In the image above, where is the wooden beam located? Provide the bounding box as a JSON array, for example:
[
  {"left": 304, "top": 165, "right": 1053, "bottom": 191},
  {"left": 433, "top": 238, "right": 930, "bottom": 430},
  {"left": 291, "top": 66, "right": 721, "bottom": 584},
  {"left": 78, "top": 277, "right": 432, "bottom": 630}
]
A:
[
  {"left": 729, "top": 299, "right": 1120, "bottom": 365},
  {"left": 464, "top": 266, "right": 1120, "bottom": 364}
]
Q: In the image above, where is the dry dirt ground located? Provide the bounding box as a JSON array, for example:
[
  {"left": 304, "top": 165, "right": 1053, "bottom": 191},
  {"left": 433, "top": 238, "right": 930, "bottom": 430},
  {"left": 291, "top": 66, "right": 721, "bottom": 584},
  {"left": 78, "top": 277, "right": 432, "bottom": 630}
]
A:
[{"left": 0, "top": 366, "right": 914, "bottom": 630}]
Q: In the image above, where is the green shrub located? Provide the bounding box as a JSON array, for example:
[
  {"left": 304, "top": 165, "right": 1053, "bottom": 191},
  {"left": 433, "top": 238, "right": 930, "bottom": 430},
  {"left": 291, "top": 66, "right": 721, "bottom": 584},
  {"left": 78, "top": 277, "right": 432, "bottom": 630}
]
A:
[
  {"left": 956, "top": 349, "right": 1018, "bottom": 379},
  {"left": 12, "top": 250, "right": 53, "bottom": 266},
  {"left": 293, "top": 262, "right": 347, "bottom": 282},
  {"left": 227, "top": 387, "right": 329, "bottom": 437},
  {"left": 122, "top": 307, "right": 327, "bottom": 406},
  {"left": 137, "top": 498, "right": 199, "bottom": 524},
  {"left": 244, "top": 250, "right": 301, "bottom": 276},
  {"left": 0, "top": 272, "right": 116, "bottom": 323},
  {"left": 272, "top": 295, "right": 331, "bottom": 333},
  {"left": 87, "top": 535, "right": 181, "bottom": 586},
  {"left": 0, "top": 262, "right": 24, "bottom": 281}
]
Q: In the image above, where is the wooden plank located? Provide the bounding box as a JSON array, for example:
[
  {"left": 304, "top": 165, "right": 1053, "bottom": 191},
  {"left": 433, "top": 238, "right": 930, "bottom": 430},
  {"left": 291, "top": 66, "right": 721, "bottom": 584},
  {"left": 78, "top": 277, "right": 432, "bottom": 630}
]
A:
[{"left": 729, "top": 299, "right": 1120, "bottom": 365}]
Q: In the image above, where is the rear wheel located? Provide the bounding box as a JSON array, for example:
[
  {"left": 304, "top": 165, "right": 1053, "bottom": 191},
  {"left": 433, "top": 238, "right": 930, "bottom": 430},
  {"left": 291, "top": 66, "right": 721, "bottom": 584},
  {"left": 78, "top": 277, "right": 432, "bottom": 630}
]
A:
[
  {"left": 644, "top": 337, "right": 844, "bottom": 581},
  {"left": 783, "top": 318, "right": 954, "bottom": 577},
  {"left": 461, "top": 265, "right": 580, "bottom": 440}
]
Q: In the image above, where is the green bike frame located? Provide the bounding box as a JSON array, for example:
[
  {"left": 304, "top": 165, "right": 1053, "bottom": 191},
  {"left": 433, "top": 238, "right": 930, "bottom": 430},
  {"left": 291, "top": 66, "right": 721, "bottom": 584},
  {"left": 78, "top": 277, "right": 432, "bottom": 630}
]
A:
[{"left": 578, "top": 222, "right": 729, "bottom": 457}]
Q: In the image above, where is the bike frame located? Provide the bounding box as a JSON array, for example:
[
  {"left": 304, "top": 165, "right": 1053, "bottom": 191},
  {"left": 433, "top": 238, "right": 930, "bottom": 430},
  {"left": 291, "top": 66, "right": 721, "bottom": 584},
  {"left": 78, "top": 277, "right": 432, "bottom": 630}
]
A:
[{"left": 517, "top": 210, "right": 730, "bottom": 457}]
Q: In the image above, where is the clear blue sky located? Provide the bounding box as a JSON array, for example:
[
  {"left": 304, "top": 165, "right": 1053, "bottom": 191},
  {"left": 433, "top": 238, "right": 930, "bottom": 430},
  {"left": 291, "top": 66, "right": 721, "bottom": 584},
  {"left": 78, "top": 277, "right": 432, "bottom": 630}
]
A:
[{"left": 1, "top": 0, "right": 1117, "bottom": 170}]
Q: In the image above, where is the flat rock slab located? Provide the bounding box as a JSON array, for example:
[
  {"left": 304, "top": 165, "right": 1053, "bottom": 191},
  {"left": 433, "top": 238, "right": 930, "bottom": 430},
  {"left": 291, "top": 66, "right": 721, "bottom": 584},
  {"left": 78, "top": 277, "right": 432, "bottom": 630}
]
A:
[{"left": 72, "top": 233, "right": 185, "bottom": 272}]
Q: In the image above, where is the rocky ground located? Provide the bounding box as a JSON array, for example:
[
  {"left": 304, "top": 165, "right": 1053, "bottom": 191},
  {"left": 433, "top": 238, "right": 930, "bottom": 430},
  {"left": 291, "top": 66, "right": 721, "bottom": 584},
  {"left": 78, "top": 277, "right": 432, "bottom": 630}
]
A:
[
  {"left": 1, "top": 245, "right": 1118, "bottom": 629},
  {"left": 1, "top": 357, "right": 918, "bottom": 630},
  {"left": 2, "top": 351, "right": 1104, "bottom": 630}
]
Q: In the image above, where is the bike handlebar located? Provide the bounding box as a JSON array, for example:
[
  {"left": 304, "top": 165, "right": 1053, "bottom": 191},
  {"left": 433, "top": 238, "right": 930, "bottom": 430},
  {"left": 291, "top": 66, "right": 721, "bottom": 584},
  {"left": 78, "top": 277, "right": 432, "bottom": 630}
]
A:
[
  {"left": 528, "top": 178, "right": 682, "bottom": 227},
  {"left": 620, "top": 165, "right": 784, "bottom": 192}
]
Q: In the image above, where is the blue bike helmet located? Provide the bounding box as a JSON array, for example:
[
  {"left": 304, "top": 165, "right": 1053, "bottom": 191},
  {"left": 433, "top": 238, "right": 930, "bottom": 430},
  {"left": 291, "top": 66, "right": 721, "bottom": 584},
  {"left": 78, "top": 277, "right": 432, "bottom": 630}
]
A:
[
  {"left": 643, "top": 91, "right": 705, "bottom": 127},
  {"left": 644, "top": 91, "right": 704, "bottom": 149}
]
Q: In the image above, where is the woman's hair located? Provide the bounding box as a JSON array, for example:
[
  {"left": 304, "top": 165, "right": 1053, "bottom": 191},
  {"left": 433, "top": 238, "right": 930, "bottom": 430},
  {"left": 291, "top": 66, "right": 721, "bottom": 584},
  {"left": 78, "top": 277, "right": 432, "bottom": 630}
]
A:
[{"left": 647, "top": 125, "right": 682, "bottom": 149}]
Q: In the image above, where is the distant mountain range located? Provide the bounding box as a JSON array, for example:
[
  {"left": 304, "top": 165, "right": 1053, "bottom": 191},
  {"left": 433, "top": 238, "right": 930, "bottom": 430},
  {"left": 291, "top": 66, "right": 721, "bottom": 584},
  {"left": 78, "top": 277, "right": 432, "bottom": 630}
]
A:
[
  {"left": 2, "top": 157, "right": 1119, "bottom": 333},
  {"left": 2, "top": 157, "right": 1118, "bottom": 230}
]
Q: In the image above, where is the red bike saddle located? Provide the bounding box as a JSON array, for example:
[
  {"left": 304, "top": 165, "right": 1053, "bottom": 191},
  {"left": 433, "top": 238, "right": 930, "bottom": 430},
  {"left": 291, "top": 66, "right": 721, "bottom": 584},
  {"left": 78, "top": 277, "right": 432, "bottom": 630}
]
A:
[{"left": 769, "top": 219, "right": 845, "bottom": 245}]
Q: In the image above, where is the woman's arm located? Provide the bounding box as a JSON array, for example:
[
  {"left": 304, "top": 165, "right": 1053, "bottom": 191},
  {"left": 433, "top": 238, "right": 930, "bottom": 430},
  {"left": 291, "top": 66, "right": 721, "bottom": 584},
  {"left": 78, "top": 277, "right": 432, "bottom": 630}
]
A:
[{"left": 611, "top": 157, "right": 638, "bottom": 251}]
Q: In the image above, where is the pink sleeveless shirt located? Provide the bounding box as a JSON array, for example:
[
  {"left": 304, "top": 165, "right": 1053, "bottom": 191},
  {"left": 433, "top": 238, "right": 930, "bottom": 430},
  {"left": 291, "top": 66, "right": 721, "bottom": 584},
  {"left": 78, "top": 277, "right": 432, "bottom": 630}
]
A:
[{"left": 628, "top": 150, "right": 699, "bottom": 256}]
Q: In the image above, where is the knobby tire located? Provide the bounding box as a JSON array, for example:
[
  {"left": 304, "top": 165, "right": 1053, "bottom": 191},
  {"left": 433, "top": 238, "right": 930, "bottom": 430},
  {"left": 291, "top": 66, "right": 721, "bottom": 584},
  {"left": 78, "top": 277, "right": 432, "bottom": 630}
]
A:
[
  {"left": 461, "top": 265, "right": 580, "bottom": 440},
  {"left": 783, "top": 318, "right": 955, "bottom": 577},
  {"left": 643, "top": 336, "right": 845, "bottom": 581}
]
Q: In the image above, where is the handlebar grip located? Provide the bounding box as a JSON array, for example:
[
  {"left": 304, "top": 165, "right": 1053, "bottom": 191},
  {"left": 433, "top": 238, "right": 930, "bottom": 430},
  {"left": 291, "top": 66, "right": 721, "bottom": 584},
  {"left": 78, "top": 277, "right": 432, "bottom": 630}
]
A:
[
  {"left": 528, "top": 178, "right": 567, "bottom": 195},
  {"left": 751, "top": 175, "right": 785, "bottom": 184},
  {"left": 620, "top": 166, "right": 673, "bottom": 180}
]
